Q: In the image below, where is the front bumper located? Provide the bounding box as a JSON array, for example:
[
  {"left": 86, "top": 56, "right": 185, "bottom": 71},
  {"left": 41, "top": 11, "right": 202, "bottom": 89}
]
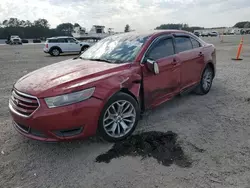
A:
[{"left": 9, "top": 97, "right": 104, "bottom": 142}]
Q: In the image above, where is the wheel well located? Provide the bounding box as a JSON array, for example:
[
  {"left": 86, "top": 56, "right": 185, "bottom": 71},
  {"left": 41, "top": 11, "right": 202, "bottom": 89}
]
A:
[
  {"left": 120, "top": 88, "right": 145, "bottom": 112},
  {"left": 207, "top": 62, "right": 215, "bottom": 77},
  {"left": 120, "top": 88, "right": 138, "bottom": 103},
  {"left": 81, "top": 45, "right": 89, "bottom": 50},
  {"left": 49, "top": 46, "right": 62, "bottom": 53}
]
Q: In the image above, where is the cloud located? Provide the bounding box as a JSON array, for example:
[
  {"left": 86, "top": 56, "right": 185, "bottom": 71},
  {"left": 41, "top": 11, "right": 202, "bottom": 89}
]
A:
[{"left": 0, "top": 0, "right": 250, "bottom": 32}]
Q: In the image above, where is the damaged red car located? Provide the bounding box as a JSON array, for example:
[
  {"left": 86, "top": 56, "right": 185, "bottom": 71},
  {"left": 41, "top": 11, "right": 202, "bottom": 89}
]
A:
[{"left": 9, "top": 30, "right": 216, "bottom": 142}]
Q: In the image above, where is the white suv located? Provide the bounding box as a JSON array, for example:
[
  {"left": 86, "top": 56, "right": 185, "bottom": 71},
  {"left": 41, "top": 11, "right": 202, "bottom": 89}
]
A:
[
  {"left": 43, "top": 36, "right": 91, "bottom": 56},
  {"left": 6, "top": 35, "right": 22, "bottom": 45}
]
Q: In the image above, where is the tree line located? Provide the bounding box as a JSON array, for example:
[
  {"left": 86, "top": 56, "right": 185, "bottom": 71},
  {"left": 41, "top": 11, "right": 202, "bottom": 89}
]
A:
[
  {"left": 233, "top": 21, "right": 250, "bottom": 28},
  {"left": 0, "top": 18, "right": 81, "bottom": 39},
  {"left": 1, "top": 18, "right": 249, "bottom": 39},
  {"left": 155, "top": 23, "right": 204, "bottom": 32},
  {"left": 155, "top": 22, "right": 250, "bottom": 32}
]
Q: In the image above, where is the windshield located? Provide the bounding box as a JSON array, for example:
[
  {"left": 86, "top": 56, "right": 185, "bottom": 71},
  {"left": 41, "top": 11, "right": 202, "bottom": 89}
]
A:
[{"left": 80, "top": 33, "right": 149, "bottom": 63}]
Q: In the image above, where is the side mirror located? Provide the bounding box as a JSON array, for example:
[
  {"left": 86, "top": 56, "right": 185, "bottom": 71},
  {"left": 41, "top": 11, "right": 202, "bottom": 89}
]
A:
[{"left": 146, "top": 59, "right": 159, "bottom": 75}]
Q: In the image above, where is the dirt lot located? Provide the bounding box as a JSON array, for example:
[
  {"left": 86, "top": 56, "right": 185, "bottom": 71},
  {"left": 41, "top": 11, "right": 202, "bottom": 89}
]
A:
[{"left": 1, "top": 35, "right": 250, "bottom": 188}]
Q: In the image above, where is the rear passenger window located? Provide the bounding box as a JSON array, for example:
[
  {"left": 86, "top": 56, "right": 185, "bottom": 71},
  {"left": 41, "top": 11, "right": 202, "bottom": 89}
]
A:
[
  {"left": 48, "top": 39, "right": 58, "bottom": 43},
  {"left": 148, "top": 38, "right": 174, "bottom": 60},
  {"left": 58, "top": 38, "right": 67, "bottom": 43},
  {"left": 190, "top": 38, "right": 201, "bottom": 48},
  {"left": 175, "top": 37, "right": 193, "bottom": 53}
]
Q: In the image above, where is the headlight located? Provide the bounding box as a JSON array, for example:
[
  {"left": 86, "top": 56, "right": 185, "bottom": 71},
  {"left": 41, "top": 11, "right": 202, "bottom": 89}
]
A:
[{"left": 45, "top": 87, "right": 95, "bottom": 108}]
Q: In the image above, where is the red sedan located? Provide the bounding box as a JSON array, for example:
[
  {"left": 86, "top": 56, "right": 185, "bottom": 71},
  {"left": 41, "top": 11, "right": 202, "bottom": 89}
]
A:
[{"left": 9, "top": 30, "right": 216, "bottom": 142}]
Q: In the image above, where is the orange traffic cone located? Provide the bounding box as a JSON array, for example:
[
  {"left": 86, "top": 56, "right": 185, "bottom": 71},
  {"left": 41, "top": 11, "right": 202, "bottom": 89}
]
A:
[{"left": 232, "top": 36, "right": 244, "bottom": 60}]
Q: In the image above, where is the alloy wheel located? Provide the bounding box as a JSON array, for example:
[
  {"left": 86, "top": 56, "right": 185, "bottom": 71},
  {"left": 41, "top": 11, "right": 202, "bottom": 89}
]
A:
[
  {"left": 202, "top": 68, "right": 213, "bottom": 91},
  {"left": 52, "top": 49, "right": 59, "bottom": 56},
  {"left": 103, "top": 100, "right": 136, "bottom": 138}
]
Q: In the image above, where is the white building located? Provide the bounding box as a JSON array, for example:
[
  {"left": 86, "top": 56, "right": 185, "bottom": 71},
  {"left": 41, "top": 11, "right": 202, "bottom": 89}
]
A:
[{"left": 72, "top": 25, "right": 122, "bottom": 39}]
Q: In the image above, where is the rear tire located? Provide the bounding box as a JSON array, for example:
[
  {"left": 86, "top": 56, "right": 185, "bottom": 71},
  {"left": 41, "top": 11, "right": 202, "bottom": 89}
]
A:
[
  {"left": 97, "top": 92, "right": 140, "bottom": 142},
  {"left": 194, "top": 65, "right": 214, "bottom": 95},
  {"left": 50, "top": 48, "right": 61, "bottom": 56}
]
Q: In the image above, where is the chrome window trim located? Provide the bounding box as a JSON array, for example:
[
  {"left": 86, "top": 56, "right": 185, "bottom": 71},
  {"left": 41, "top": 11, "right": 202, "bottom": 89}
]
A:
[{"left": 140, "top": 34, "right": 173, "bottom": 64}]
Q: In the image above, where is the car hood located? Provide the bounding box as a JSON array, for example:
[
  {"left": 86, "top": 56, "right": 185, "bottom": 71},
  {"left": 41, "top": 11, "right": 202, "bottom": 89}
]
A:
[{"left": 15, "top": 58, "right": 129, "bottom": 98}]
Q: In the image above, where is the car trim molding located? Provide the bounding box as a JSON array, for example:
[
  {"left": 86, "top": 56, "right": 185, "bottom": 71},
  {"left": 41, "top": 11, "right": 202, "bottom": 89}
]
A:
[{"left": 9, "top": 89, "right": 41, "bottom": 118}]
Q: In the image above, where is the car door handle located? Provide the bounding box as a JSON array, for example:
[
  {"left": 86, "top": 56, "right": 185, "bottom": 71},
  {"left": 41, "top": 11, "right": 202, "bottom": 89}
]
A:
[
  {"left": 199, "top": 52, "right": 204, "bottom": 57},
  {"left": 171, "top": 59, "right": 178, "bottom": 65}
]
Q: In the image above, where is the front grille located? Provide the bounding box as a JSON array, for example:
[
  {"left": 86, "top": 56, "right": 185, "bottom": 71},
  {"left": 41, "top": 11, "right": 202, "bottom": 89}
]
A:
[{"left": 10, "top": 89, "right": 39, "bottom": 117}]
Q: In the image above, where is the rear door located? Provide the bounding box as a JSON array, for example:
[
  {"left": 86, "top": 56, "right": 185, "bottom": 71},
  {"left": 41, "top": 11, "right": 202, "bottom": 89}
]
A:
[
  {"left": 142, "top": 35, "right": 181, "bottom": 108},
  {"left": 174, "top": 35, "right": 204, "bottom": 90},
  {"left": 57, "top": 38, "right": 68, "bottom": 52},
  {"left": 67, "top": 38, "right": 81, "bottom": 52}
]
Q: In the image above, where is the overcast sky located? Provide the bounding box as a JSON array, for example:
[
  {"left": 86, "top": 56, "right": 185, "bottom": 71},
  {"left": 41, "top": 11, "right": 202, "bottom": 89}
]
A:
[{"left": 0, "top": 0, "right": 249, "bottom": 32}]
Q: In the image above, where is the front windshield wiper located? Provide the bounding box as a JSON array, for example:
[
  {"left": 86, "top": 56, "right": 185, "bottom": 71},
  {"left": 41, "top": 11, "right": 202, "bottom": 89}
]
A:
[
  {"left": 87, "top": 58, "right": 113, "bottom": 64},
  {"left": 76, "top": 57, "right": 124, "bottom": 64}
]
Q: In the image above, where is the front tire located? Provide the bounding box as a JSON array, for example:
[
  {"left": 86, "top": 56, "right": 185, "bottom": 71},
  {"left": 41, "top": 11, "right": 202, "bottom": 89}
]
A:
[
  {"left": 80, "top": 46, "right": 89, "bottom": 54},
  {"left": 194, "top": 65, "right": 214, "bottom": 95},
  {"left": 97, "top": 92, "right": 140, "bottom": 142}
]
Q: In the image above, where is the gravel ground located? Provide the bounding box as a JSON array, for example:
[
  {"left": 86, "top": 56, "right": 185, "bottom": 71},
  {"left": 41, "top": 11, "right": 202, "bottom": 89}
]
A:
[{"left": 1, "top": 35, "right": 250, "bottom": 188}]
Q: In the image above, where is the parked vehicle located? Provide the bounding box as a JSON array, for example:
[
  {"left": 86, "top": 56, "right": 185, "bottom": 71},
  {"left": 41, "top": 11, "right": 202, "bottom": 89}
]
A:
[
  {"left": 194, "top": 31, "right": 200, "bottom": 37},
  {"left": 33, "top": 39, "right": 42, "bottom": 43},
  {"left": 208, "top": 31, "right": 218, "bottom": 37},
  {"left": 21, "top": 39, "right": 29, "bottom": 43},
  {"left": 201, "top": 31, "right": 209, "bottom": 37},
  {"left": 9, "top": 30, "right": 216, "bottom": 142},
  {"left": 6, "top": 35, "right": 22, "bottom": 45},
  {"left": 43, "top": 36, "right": 91, "bottom": 56}
]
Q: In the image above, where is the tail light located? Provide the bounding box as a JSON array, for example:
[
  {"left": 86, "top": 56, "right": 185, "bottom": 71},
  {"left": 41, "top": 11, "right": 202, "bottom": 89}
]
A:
[{"left": 45, "top": 44, "right": 48, "bottom": 48}]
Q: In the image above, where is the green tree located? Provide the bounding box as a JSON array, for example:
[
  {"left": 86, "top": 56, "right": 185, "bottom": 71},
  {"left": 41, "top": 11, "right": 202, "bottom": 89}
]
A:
[
  {"left": 24, "top": 20, "right": 32, "bottom": 27},
  {"left": 124, "top": 24, "right": 130, "bottom": 32},
  {"left": 19, "top": 20, "right": 26, "bottom": 27},
  {"left": 155, "top": 23, "right": 183, "bottom": 30},
  {"left": 2, "top": 20, "right": 8, "bottom": 27},
  {"left": 74, "top": 23, "right": 80, "bottom": 28},
  {"left": 56, "top": 23, "right": 74, "bottom": 35},
  {"left": 234, "top": 21, "right": 250, "bottom": 28},
  {"left": 244, "top": 22, "right": 250, "bottom": 28},
  {"left": 155, "top": 23, "right": 204, "bottom": 32},
  {"left": 3, "top": 18, "right": 21, "bottom": 27},
  {"left": 34, "top": 19, "right": 50, "bottom": 28}
]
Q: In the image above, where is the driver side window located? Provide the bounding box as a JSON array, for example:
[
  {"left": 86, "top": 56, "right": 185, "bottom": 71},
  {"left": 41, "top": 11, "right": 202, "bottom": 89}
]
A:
[
  {"left": 147, "top": 38, "right": 174, "bottom": 60},
  {"left": 67, "top": 38, "right": 76, "bottom": 43}
]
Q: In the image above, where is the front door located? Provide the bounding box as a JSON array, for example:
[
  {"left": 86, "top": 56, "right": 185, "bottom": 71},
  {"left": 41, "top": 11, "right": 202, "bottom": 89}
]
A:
[
  {"left": 67, "top": 38, "right": 81, "bottom": 52},
  {"left": 142, "top": 35, "right": 181, "bottom": 109},
  {"left": 174, "top": 35, "right": 204, "bottom": 90}
]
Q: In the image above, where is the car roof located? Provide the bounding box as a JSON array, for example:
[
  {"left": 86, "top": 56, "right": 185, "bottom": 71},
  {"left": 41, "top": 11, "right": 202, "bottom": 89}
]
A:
[
  {"left": 110, "top": 29, "right": 190, "bottom": 37},
  {"left": 47, "top": 36, "right": 73, "bottom": 39},
  {"left": 118, "top": 30, "right": 190, "bottom": 37}
]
